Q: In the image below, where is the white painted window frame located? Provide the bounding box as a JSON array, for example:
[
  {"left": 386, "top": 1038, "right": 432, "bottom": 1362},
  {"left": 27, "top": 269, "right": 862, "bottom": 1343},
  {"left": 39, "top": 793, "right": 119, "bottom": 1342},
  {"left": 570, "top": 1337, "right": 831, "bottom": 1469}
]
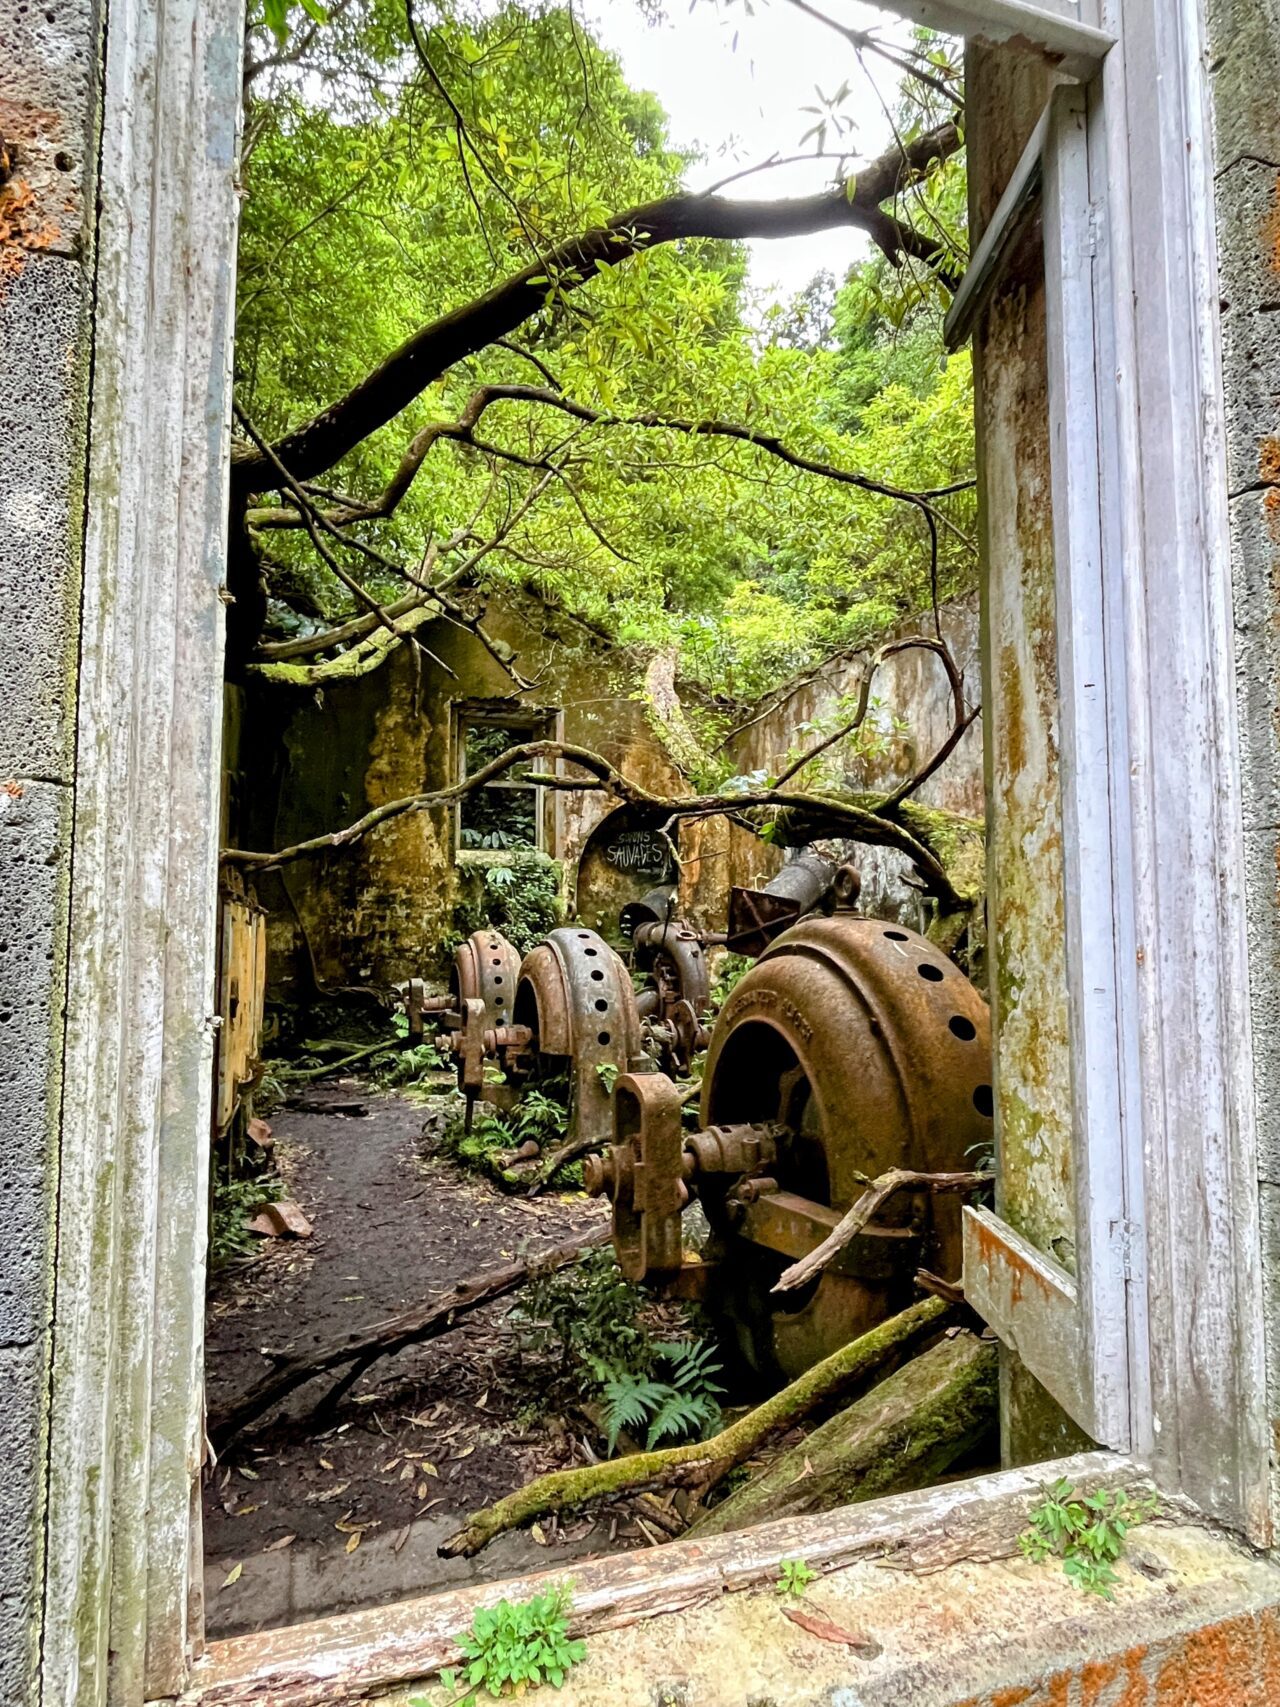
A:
[
  {"left": 39, "top": 0, "right": 1270, "bottom": 1699},
  {"left": 951, "top": 18, "right": 1270, "bottom": 1544}
]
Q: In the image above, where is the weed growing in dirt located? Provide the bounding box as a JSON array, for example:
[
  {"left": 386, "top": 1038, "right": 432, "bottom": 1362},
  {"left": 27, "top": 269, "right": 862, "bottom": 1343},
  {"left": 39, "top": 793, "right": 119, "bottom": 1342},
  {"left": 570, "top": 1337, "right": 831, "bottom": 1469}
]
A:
[
  {"left": 209, "top": 1170, "right": 281, "bottom": 1268},
  {"left": 1019, "top": 1480, "right": 1159, "bottom": 1598},
  {"left": 776, "top": 1559, "right": 818, "bottom": 1598},
  {"left": 414, "top": 1583, "right": 586, "bottom": 1705}
]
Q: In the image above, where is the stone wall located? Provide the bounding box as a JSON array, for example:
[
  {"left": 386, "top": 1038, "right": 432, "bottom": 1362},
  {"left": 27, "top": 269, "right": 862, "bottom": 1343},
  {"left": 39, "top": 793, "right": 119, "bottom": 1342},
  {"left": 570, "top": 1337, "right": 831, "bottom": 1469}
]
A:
[
  {"left": 1207, "top": 0, "right": 1280, "bottom": 1539},
  {"left": 0, "top": 0, "right": 99, "bottom": 1689}
]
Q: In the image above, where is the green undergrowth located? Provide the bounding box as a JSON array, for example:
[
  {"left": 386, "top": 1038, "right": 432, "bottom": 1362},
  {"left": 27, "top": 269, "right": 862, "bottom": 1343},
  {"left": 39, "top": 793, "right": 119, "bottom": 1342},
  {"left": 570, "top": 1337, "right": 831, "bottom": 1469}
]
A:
[
  {"left": 519, "top": 1245, "right": 723, "bottom": 1455},
  {"left": 209, "top": 1168, "right": 283, "bottom": 1268},
  {"left": 436, "top": 1083, "right": 581, "bottom": 1188},
  {"left": 450, "top": 853, "right": 564, "bottom": 957}
]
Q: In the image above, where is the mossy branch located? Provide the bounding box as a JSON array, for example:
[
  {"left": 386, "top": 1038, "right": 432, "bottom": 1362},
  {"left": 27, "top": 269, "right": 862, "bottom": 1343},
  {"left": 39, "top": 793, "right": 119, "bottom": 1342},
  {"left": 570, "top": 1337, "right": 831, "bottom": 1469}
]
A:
[
  {"left": 220, "top": 738, "right": 972, "bottom": 908},
  {"left": 437, "top": 1293, "right": 953, "bottom": 1559}
]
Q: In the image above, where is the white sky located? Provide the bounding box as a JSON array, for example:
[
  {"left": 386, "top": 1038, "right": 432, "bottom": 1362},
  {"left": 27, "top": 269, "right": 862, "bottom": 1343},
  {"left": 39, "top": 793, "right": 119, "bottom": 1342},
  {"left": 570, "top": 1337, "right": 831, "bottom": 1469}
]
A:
[{"left": 579, "top": 0, "right": 907, "bottom": 303}]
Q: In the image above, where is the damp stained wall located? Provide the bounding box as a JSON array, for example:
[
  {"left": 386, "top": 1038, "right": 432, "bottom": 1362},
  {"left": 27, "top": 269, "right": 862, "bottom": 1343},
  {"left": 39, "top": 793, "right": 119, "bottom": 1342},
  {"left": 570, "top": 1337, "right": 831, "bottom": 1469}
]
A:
[
  {"left": 966, "top": 47, "right": 1088, "bottom": 1462},
  {"left": 232, "top": 596, "right": 715, "bottom": 998},
  {"left": 1206, "top": 0, "right": 1280, "bottom": 1541},
  {"left": 722, "top": 591, "right": 984, "bottom": 931}
]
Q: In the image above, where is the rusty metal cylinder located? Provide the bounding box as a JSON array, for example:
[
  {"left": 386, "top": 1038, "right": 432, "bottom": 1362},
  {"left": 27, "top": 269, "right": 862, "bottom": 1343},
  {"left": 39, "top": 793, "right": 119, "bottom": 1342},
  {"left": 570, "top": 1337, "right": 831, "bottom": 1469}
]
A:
[{"left": 760, "top": 851, "right": 838, "bottom": 911}]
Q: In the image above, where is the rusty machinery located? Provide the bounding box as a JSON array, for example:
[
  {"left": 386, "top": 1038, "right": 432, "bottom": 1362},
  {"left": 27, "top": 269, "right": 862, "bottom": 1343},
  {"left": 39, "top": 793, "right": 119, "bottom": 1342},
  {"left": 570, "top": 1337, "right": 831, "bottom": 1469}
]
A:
[
  {"left": 407, "top": 854, "right": 846, "bottom": 1145},
  {"left": 584, "top": 869, "right": 994, "bottom": 1383}
]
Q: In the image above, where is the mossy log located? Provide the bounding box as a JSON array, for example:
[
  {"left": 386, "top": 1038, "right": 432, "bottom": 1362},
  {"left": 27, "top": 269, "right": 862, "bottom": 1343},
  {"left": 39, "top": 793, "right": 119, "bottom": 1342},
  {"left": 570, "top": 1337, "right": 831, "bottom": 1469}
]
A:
[
  {"left": 688, "top": 1329, "right": 997, "bottom": 1538},
  {"left": 438, "top": 1293, "right": 954, "bottom": 1559}
]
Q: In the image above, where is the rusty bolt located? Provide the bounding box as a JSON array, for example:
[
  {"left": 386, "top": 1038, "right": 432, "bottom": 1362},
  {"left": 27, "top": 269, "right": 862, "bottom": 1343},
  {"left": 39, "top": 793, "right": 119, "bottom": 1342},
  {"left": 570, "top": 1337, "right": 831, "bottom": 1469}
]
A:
[{"left": 832, "top": 863, "right": 862, "bottom": 908}]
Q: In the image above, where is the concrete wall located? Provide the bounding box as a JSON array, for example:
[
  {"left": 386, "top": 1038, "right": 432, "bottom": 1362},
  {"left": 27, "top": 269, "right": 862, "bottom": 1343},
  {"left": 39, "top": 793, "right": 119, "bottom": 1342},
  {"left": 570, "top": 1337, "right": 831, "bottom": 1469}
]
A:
[
  {"left": 0, "top": 0, "right": 99, "bottom": 1689},
  {"left": 1207, "top": 0, "right": 1280, "bottom": 1539}
]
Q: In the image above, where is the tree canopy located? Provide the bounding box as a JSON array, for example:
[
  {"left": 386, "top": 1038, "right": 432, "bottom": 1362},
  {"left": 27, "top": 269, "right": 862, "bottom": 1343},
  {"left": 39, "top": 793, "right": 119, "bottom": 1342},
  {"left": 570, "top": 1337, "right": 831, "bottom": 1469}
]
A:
[{"left": 231, "top": 0, "right": 975, "bottom": 722}]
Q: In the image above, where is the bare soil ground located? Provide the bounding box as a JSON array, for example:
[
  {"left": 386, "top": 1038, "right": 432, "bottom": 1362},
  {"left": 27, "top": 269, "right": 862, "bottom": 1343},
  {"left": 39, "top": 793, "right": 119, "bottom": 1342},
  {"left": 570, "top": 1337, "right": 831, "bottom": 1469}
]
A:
[{"left": 203, "top": 1081, "right": 642, "bottom": 1638}]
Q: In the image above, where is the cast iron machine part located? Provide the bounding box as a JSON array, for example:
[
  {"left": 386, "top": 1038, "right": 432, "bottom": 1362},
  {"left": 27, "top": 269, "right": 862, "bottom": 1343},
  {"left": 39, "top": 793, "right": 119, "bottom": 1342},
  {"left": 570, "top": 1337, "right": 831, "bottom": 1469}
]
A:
[
  {"left": 585, "top": 874, "right": 994, "bottom": 1383},
  {"left": 400, "top": 929, "right": 525, "bottom": 1128}
]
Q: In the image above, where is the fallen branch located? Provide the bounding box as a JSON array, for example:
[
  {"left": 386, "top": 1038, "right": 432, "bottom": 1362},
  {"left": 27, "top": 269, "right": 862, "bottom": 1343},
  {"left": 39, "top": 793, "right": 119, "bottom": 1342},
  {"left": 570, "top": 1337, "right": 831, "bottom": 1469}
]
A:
[
  {"left": 438, "top": 1292, "right": 953, "bottom": 1558},
  {"left": 772, "top": 1168, "right": 992, "bottom": 1295},
  {"left": 282, "top": 1037, "right": 406, "bottom": 1082},
  {"left": 208, "top": 1225, "right": 609, "bottom": 1453}
]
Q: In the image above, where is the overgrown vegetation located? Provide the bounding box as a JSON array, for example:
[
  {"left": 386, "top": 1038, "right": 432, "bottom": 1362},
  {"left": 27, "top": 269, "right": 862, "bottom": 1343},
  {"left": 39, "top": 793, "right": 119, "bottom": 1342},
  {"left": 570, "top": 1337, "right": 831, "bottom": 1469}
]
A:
[
  {"left": 413, "top": 1582, "right": 587, "bottom": 1705},
  {"left": 209, "top": 1169, "right": 282, "bottom": 1268},
  {"left": 232, "top": 0, "right": 973, "bottom": 715},
  {"left": 1019, "top": 1480, "right": 1160, "bottom": 1599},
  {"left": 452, "top": 854, "right": 563, "bottom": 956},
  {"left": 521, "top": 1244, "right": 723, "bottom": 1455}
]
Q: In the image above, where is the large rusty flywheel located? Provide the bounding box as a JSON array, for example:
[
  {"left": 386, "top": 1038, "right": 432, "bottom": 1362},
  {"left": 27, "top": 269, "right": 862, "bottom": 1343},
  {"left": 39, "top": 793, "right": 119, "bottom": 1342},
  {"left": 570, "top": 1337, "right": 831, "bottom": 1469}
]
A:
[{"left": 587, "top": 908, "right": 993, "bottom": 1385}]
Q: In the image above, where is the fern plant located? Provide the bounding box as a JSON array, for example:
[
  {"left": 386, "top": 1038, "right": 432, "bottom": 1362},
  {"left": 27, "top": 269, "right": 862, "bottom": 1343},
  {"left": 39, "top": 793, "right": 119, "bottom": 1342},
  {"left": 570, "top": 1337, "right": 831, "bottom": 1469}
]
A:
[{"left": 601, "top": 1339, "right": 723, "bottom": 1454}]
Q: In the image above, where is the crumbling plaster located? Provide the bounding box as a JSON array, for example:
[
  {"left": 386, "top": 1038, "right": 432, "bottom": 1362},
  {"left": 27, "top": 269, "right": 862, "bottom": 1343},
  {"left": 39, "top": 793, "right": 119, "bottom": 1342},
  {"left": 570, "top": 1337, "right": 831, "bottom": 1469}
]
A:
[{"left": 0, "top": 0, "right": 99, "bottom": 1687}]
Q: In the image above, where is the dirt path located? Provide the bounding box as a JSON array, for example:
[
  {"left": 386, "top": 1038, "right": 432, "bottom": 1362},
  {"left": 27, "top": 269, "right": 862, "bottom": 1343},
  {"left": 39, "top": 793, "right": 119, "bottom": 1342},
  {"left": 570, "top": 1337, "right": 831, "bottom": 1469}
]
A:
[{"left": 203, "top": 1082, "right": 620, "bottom": 1638}]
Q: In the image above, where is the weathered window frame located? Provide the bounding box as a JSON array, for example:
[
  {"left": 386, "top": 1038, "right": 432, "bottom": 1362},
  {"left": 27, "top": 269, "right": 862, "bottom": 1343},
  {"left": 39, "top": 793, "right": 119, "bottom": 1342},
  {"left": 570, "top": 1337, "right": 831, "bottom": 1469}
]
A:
[
  {"left": 38, "top": 0, "right": 1271, "bottom": 1699},
  {"left": 454, "top": 700, "right": 559, "bottom": 859}
]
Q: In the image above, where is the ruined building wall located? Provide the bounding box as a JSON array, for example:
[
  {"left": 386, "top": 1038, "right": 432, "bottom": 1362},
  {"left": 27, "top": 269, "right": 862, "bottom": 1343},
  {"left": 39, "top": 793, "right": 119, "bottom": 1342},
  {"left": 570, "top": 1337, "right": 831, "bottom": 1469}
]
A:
[
  {"left": 0, "top": 0, "right": 99, "bottom": 1689},
  {"left": 965, "top": 48, "right": 1088, "bottom": 1462},
  {"left": 1206, "top": 0, "right": 1280, "bottom": 1537},
  {"left": 233, "top": 598, "right": 715, "bottom": 1000},
  {"left": 723, "top": 591, "right": 984, "bottom": 928}
]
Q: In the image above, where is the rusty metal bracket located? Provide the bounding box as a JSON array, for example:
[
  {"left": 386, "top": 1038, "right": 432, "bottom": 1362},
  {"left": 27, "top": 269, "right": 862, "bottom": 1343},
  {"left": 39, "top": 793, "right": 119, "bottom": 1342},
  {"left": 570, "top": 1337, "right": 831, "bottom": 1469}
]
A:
[{"left": 592, "top": 1073, "right": 687, "bottom": 1282}]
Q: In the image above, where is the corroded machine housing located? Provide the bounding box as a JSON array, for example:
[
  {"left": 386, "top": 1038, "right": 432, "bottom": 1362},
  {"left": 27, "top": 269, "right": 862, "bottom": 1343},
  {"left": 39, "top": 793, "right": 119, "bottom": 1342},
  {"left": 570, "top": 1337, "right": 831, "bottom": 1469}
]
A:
[{"left": 586, "top": 897, "right": 993, "bottom": 1381}]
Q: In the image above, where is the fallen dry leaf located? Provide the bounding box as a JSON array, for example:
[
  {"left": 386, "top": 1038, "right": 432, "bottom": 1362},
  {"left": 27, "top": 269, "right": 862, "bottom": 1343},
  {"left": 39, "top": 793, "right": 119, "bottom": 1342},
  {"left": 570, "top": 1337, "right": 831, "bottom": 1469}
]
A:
[
  {"left": 238, "top": 1466, "right": 260, "bottom": 1481},
  {"left": 782, "top": 1606, "right": 880, "bottom": 1656},
  {"left": 318, "top": 1457, "right": 334, "bottom": 1471},
  {"left": 392, "top": 1525, "right": 412, "bottom": 1554},
  {"left": 531, "top": 1524, "right": 549, "bottom": 1546},
  {"left": 309, "top": 1482, "right": 350, "bottom": 1503},
  {"left": 416, "top": 1482, "right": 429, "bottom": 1500},
  {"left": 221, "top": 1563, "right": 243, "bottom": 1589},
  {"left": 345, "top": 1532, "right": 361, "bottom": 1554},
  {"left": 381, "top": 1459, "right": 401, "bottom": 1474},
  {"left": 263, "top": 1534, "right": 296, "bottom": 1553},
  {"left": 453, "top": 1445, "right": 475, "bottom": 1461},
  {"left": 233, "top": 1504, "right": 262, "bottom": 1516}
]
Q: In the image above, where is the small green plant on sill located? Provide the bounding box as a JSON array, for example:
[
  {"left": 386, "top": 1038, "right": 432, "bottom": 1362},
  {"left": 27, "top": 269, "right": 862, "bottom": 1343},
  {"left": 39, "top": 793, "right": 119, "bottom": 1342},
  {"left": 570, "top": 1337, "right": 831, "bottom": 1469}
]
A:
[
  {"left": 1019, "top": 1479, "right": 1160, "bottom": 1599},
  {"left": 412, "top": 1582, "right": 586, "bottom": 1704},
  {"left": 776, "top": 1558, "right": 819, "bottom": 1598},
  {"left": 595, "top": 1061, "right": 619, "bottom": 1096}
]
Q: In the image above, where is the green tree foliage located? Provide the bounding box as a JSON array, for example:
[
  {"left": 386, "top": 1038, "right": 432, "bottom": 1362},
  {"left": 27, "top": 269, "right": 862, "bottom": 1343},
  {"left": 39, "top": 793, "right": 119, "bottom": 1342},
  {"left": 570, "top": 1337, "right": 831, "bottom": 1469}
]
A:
[{"left": 235, "top": 0, "right": 974, "bottom": 706}]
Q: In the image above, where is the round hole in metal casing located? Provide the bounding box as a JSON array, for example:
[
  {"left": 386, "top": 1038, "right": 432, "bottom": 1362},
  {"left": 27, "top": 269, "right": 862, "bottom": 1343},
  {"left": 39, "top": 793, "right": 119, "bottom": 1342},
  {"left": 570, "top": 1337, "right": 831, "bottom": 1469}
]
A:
[
  {"left": 590, "top": 969, "right": 605, "bottom": 981},
  {"left": 493, "top": 976, "right": 502, "bottom": 984},
  {"left": 973, "top": 1084, "right": 994, "bottom": 1118},
  {"left": 949, "top": 1014, "right": 977, "bottom": 1042},
  {"left": 917, "top": 963, "right": 944, "bottom": 982},
  {"left": 598, "top": 1031, "right": 611, "bottom": 1046},
  {"left": 594, "top": 999, "right": 608, "bottom": 1012},
  {"left": 584, "top": 948, "right": 598, "bottom": 957},
  {"left": 884, "top": 929, "right": 908, "bottom": 941}
]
